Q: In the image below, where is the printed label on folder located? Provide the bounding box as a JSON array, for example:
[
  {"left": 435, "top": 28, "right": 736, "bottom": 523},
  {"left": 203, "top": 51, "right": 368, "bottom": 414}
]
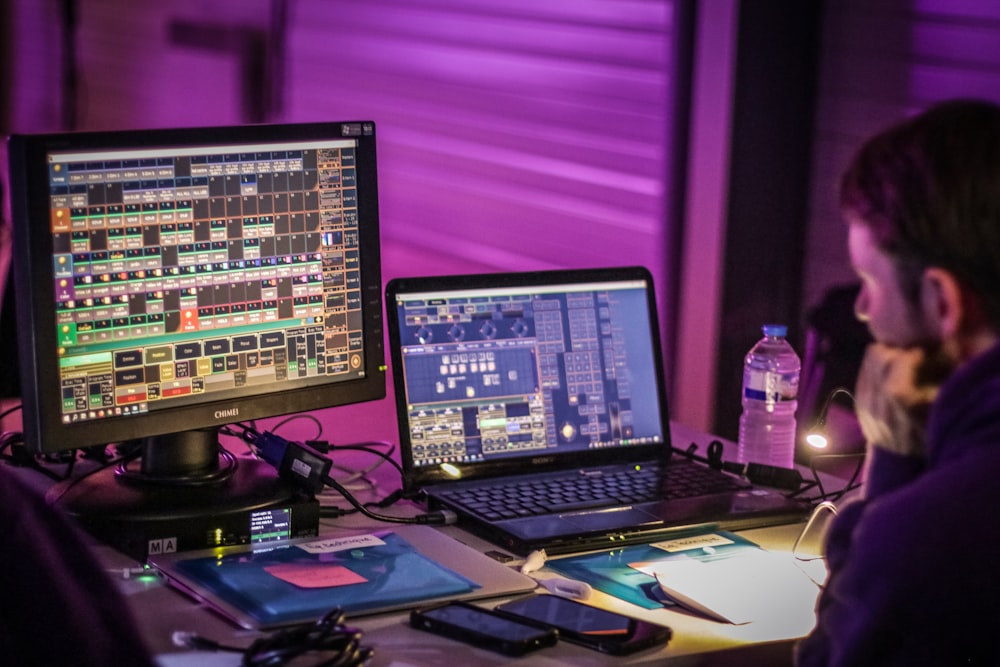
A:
[
  {"left": 264, "top": 563, "right": 368, "bottom": 589},
  {"left": 650, "top": 533, "right": 735, "bottom": 553},
  {"left": 295, "top": 534, "right": 387, "bottom": 554}
]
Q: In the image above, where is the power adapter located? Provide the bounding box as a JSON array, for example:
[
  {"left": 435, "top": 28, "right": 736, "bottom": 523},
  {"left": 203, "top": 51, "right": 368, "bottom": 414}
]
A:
[
  {"left": 721, "top": 460, "right": 803, "bottom": 491},
  {"left": 255, "top": 432, "right": 331, "bottom": 495}
]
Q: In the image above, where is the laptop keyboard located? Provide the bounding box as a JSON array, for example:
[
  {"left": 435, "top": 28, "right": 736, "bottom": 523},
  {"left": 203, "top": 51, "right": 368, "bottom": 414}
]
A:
[{"left": 438, "top": 461, "right": 746, "bottom": 522}]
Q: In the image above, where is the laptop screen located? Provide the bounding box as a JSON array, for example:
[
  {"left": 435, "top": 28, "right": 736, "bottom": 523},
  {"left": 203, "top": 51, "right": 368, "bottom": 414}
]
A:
[{"left": 386, "top": 267, "right": 671, "bottom": 489}]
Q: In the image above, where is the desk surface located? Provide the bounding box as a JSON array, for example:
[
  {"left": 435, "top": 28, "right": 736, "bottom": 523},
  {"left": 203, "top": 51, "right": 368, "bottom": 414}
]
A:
[
  {"left": 109, "top": 521, "right": 817, "bottom": 666},
  {"left": 94, "top": 422, "right": 825, "bottom": 666},
  {"left": 16, "top": 422, "right": 828, "bottom": 666}
]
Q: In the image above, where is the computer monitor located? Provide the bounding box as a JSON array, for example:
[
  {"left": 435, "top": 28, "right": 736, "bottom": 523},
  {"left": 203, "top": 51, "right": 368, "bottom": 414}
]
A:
[{"left": 6, "top": 121, "right": 385, "bottom": 554}]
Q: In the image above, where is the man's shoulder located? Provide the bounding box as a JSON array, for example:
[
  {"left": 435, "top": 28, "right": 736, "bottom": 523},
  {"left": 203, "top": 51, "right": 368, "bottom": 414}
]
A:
[{"left": 859, "top": 452, "right": 1000, "bottom": 556}]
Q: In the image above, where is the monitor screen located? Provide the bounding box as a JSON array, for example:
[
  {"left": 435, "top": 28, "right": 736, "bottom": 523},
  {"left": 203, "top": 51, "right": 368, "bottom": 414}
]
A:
[
  {"left": 6, "top": 121, "right": 385, "bottom": 551},
  {"left": 393, "top": 279, "right": 664, "bottom": 469},
  {"left": 385, "top": 267, "right": 670, "bottom": 492}
]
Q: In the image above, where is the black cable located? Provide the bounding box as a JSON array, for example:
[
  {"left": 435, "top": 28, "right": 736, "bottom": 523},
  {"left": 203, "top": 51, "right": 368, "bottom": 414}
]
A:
[
  {"left": 798, "top": 386, "right": 865, "bottom": 502},
  {"left": 319, "top": 488, "right": 406, "bottom": 519},
  {"left": 0, "top": 429, "right": 82, "bottom": 482},
  {"left": 43, "top": 451, "right": 124, "bottom": 505},
  {"left": 328, "top": 442, "right": 403, "bottom": 475},
  {"left": 804, "top": 452, "right": 865, "bottom": 503},
  {"left": 679, "top": 438, "right": 862, "bottom": 502},
  {"left": 174, "top": 607, "right": 372, "bottom": 667},
  {"left": 243, "top": 607, "right": 371, "bottom": 667},
  {"left": 267, "top": 413, "right": 324, "bottom": 442},
  {"left": 113, "top": 444, "right": 239, "bottom": 486},
  {"left": 0, "top": 430, "right": 30, "bottom": 465},
  {"left": 224, "top": 421, "right": 264, "bottom": 446},
  {"left": 0, "top": 402, "right": 21, "bottom": 422},
  {"left": 675, "top": 441, "right": 804, "bottom": 491},
  {"left": 322, "top": 474, "right": 454, "bottom": 525},
  {"left": 234, "top": 425, "right": 454, "bottom": 526},
  {"left": 369, "top": 488, "right": 404, "bottom": 508}
]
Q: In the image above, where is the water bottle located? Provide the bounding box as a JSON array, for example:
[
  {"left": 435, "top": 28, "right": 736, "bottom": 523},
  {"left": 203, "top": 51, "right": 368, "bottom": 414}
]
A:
[{"left": 736, "top": 324, "right": 800, "bottom": 469}]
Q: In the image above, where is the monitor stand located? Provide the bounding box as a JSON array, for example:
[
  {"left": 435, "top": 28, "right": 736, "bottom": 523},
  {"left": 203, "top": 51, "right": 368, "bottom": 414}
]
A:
[{"left": 47, "top": 427, "right": 320, "bottom": 561}]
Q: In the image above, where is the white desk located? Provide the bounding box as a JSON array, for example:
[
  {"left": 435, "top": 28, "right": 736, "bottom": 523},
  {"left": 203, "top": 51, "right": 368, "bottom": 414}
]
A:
[
  {"left": 90, "top": 422, "right": 827, "bottom": 666},
  {"left": 104, "top": 519, "right": 818, "bottom": 666}
]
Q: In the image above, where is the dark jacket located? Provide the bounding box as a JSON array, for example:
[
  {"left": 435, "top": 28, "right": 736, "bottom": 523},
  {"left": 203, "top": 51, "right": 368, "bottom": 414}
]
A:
[
  {"left": 0, "top": 467, "right": 157, "bottom": 666},
  {"left": 796, "top": 342, "right": 1000, "bottom": 666}
]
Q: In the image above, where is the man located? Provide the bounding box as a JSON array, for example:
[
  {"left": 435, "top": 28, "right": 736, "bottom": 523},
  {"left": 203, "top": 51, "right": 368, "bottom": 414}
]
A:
[{"left": 796, "top": 99, "right": 1000, "bottom": 665}]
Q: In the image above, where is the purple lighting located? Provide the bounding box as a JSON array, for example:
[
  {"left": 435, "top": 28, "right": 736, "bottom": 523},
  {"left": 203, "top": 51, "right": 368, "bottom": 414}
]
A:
[{"left": 3, "top": 0, "right": 680, "bottom": 445}]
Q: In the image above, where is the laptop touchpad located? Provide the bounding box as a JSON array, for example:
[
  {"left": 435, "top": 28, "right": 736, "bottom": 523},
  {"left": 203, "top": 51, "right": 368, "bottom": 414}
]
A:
[
  {"left": 562, "top": 506, "right": 661, "bottom": 531},
  {"left": 504, "top": 506, "right": 660, "bottom": 540}
]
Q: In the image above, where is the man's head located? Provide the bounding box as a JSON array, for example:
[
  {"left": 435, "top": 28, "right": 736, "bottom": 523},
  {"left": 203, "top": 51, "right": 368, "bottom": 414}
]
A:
[{"left": 842, "top": 99, "right": 1000, "bottom": 353}]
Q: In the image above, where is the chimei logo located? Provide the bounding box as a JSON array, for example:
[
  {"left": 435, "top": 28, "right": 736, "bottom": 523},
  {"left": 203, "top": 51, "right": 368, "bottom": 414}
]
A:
[{"left": 214, "top": 408, "right": 240, "bottom": 420}]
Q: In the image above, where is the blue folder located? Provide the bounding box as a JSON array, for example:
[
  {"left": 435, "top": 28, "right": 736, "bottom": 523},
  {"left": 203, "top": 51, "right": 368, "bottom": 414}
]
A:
[{"left": 169, "top": 530, "right": 479, "bottom": 627}]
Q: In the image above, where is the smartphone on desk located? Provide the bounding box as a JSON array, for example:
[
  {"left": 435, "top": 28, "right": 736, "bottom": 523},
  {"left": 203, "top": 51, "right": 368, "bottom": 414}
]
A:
[
  {"left": 494, "top": 594, "right": 672, "bottom": 655},
  {"left": 410, "top": 601, "right": 558, "bottom": 656}
]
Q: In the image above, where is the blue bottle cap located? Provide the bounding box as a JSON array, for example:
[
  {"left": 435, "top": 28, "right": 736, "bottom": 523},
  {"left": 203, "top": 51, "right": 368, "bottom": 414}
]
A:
[{"left": 762, "top": 324, "right": 787, "bottom": 337}]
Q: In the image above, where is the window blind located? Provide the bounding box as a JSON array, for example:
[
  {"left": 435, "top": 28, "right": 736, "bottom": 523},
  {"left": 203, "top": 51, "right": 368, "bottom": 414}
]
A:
[
  {"left": 805, "top": 0, "right": 1000, "bottom": 311},
  {"left": 285, "top": 0, "right": 683, "bottom": 327}
]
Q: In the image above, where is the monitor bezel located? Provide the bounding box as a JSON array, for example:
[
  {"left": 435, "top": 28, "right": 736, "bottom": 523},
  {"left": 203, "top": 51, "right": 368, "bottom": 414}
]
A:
[
  {"left": 7, "top": 121, "right": 385, "bottom": 454},
  {"left": 385, "top": 265, "right": 673, "bottom": 494}
]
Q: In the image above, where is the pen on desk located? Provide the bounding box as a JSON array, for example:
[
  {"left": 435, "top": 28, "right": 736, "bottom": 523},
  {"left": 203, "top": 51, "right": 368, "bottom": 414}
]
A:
[
  {"left": 537, "top": 577, "right": 593, "bottom": 600},
  {"left": 520, "top": 549, "right": 593, "bottom": 600}
]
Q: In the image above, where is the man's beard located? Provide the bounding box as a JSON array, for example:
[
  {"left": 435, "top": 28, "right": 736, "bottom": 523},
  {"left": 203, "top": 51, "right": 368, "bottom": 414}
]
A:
[{"left": 914, "top": 340, "right": 958, "bottom": 389}]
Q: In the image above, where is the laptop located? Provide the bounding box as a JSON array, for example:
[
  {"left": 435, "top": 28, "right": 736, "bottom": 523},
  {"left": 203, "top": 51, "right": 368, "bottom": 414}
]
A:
[
  {"left": 148, "top": 525, "right": 537, "bottom": 629},
  {"left": 385, "top": 266, "right": 809, "bottom": 556}
]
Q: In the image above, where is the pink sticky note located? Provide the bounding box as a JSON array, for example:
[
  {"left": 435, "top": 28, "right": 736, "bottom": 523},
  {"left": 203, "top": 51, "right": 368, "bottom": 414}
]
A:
[{"left": 264, "top": 563, "right": 368, "bottom": 589}]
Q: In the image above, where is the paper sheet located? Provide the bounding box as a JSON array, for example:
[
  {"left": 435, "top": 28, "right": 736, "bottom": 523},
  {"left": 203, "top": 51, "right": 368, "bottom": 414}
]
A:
[{"left": 631, "top": 547, "right": 821, "bottom": 624}]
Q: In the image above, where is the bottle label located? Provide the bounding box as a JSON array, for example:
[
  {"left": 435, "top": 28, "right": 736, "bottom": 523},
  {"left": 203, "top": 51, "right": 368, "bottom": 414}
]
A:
[{"left": 743, "top": 369, "right": 799, "bottom": 403}]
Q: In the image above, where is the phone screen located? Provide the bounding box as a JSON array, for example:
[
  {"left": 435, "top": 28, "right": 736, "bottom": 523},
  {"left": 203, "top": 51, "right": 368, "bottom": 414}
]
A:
[
  {"left": 419, "top": 603, "right": 551, "bottom": 642},
  {"left": 495, "top": 595, "right": 671, "bottom": 655},
  {"left": 411, "top": 602, "right": 558, "bottom": 656}
]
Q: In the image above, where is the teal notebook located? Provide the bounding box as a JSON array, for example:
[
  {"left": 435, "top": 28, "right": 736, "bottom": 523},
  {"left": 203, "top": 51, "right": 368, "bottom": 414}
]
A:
[
  {"left": 545, "top": 531, "right": 762, "bottom": 611},
  {"left": 546, "top": 530, "right": 820, "bottom": 624}
]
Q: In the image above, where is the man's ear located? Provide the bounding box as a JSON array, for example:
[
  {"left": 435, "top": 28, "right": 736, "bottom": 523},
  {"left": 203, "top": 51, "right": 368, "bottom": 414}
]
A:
[{"left": 920, "top": 267, "right": 977, "bottom": 337}]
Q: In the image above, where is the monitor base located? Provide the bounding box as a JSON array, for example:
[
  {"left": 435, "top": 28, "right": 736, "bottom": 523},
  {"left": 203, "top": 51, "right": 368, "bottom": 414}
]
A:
[{"left": 47, "top": 456, "right": 320, "bottom": 561}]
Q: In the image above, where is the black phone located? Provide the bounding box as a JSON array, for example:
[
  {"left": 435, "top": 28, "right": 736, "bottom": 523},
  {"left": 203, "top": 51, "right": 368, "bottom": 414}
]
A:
[
  {"left": 410, "top": 601, "right": 558, "bottom": 656},
  {"left": 494, "top": 594, "right": 672, "bottom": 655}
]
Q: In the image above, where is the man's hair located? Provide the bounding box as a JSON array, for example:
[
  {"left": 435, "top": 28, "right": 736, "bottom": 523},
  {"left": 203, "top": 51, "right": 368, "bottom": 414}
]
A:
[{"left": 840, "top": 98, "right": 1000, "bottom": 330}]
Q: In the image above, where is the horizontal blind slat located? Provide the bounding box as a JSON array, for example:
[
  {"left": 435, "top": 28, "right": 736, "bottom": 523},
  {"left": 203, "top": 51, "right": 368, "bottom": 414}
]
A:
[{"left": 288, "top": 0, "right": 674, "bottom": 280}]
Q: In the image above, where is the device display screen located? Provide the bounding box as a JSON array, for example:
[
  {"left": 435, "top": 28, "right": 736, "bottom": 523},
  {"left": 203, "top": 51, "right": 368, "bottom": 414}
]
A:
[
  {"left": 419, "top": 603, "right": 548, "bottom": 641},
  {"left": 504, "top": 594, "right": 629, "bottom": 634},
  {"left": 249, "top": 508, "right": 292, "bottom": 544},
  {"left": 411, "top": 601, "right": 558, "bottom": 656}
]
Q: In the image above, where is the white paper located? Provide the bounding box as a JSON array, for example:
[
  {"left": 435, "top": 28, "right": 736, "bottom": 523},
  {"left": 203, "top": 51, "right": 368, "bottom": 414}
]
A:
[{"left": 632, "top": 548, "right": 820, "bottom": 625}]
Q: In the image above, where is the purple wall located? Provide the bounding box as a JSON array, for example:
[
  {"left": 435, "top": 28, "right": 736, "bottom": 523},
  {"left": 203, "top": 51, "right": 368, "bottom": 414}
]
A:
[{"left": 1, "top": 0, "right": 680, "bottom": 445}]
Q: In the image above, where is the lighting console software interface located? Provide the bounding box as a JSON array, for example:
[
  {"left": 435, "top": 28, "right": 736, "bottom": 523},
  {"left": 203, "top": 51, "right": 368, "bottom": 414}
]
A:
[
  {"left": 46, "top": 136, "right": 367, "bottom": 426},
  {"left": 395, "top": 282, "right": 663, "bottom": 468}
]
